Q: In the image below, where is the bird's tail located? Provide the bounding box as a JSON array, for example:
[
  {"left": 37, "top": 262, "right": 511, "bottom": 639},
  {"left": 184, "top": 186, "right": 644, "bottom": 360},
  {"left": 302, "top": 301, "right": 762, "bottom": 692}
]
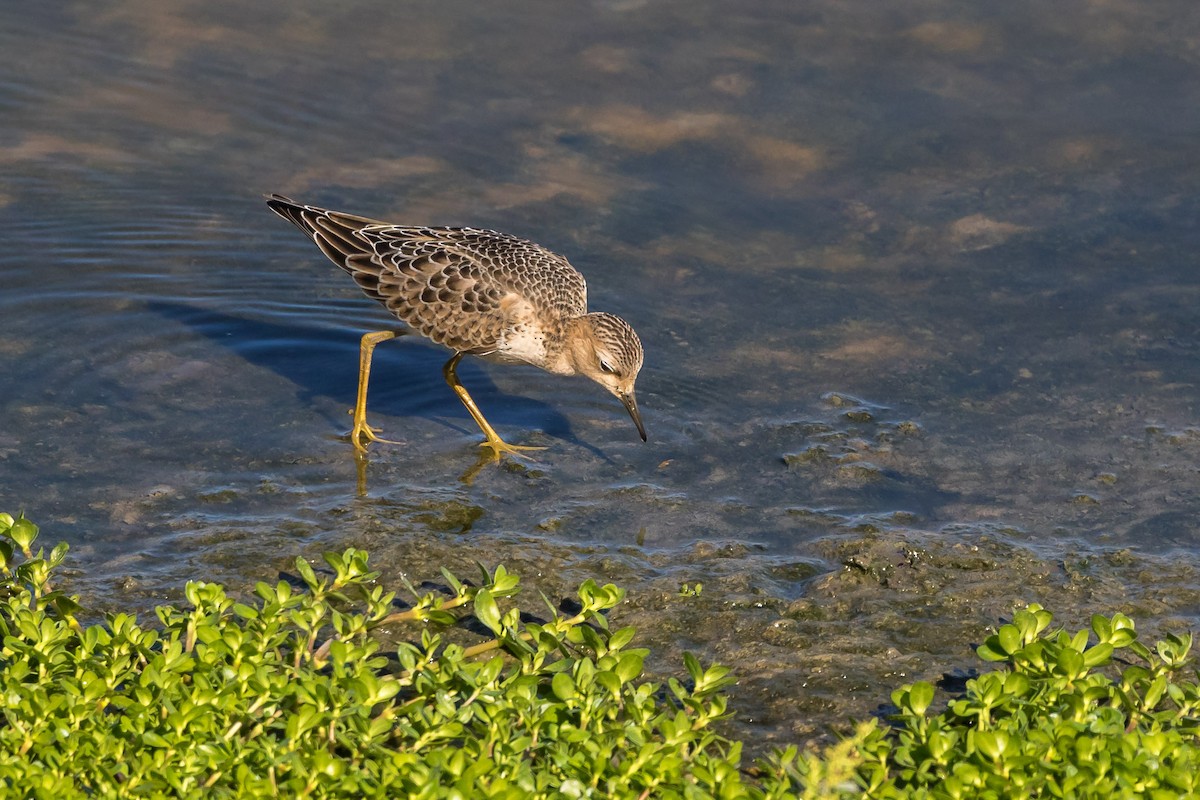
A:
[
  {"left": 266, "top": 194, "right": 384, "bottom": 233},
  {"left": 265, "top": 193, "right": 395, "bottom": 263},
  {"left": 264, "top": 194, "right": 315, "bottom": 234}
]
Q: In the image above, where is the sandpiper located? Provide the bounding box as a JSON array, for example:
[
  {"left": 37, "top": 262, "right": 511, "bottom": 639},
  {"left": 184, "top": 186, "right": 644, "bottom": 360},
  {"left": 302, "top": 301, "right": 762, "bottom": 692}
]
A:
[{"left": 266, "top": 195, "right": 646, "bottom": 461}]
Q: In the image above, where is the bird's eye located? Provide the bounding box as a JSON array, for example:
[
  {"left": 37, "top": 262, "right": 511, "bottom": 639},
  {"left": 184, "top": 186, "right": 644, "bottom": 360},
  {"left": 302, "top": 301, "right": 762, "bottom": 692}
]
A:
[{"left": 600, "top": 360, "right": 617, "bottom": 375}]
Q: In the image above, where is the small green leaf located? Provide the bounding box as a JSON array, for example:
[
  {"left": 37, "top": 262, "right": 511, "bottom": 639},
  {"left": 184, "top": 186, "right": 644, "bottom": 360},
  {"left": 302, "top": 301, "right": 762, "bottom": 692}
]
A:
[
  {"left": 491, "top": 565, "right": 520, "bottom": 596},
  {"left": 928, "top": 729, "right": 957, "bottom": 762},
  {"left": 997, "top": 624, "right": 1022, "bottom": 655},
  {"left": 551, "top": 671, "right": 575, "bottom": 700},
  {"left": 232, "top": 603, "right": 259, "bottom": 620},
  {"left": 294, "top": 557, "right": 318, "bottom": 589},
  {"left": 1002, "top": 672, "right": 1031, "bottom": 697},
  {"left": 9, "top": 516, "right": 38, "bottom": 553},
  {"left": 974, "top": 730, "right": 1010, "bottom": 760},
  {"left": 615, "top": 652, "right": 645, "bottom": 683},
  {"left": 141, "top": 731, "right": 169, "bottom": 748},
  {"left": 608, "top": 627, "right": 636, "bottom": 651},
  {"left": 323, "top": 550, "right": 346, "bottom": 576},
  {"left": 1082, "top": 642, "right": 1114, "bottom": 669},
  {"left": 477, "top": 656, "right": 504, "bottom": 685},
  {"left": 51, "top": 594, "right": 83, "bottom": 620},
  {"left": 1056, "top": 647, "right": 1084, "bottom": 679},
  {"left": 49, "top": 541, "right": 69, "bottom": 567},
  {"left": 474, "top": 588, "right": 502, "bottom": 635},
  {"left": 596, "top": 671, "right": 621, "bottom": 697},
  {"left": 1130, "top": 641, "right": 1153, "bottom": 660},
  {"left": 907, "top": 681, "right": 935, "bottom": 716},
  {"left": 1145, "top": 674, "right": 1168, "bottom": 709},
  {"left": 977, "top": 636, "right": 1009, "bottom": 662}
]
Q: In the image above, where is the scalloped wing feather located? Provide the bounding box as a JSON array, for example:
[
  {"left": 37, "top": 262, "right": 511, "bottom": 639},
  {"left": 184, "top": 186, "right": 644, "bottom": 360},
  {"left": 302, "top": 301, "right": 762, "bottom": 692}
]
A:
[{"left": 267, "top": 195, "right": 588, "bottom": 355}]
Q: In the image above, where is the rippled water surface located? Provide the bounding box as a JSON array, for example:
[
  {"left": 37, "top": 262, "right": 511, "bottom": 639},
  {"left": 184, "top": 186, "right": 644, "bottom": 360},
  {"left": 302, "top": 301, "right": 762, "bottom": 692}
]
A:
[{"left": 4, "top": 1, "right": 1200, "bottom": 745}]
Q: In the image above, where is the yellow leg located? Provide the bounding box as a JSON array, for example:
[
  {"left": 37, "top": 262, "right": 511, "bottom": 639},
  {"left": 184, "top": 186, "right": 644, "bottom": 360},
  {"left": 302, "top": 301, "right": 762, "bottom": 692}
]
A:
[
  {"left": 443, "top": 352, "right": 545, "bottom": 462},
  {"left": 350, "top": 330, "right": 406, "bottom": 453}
]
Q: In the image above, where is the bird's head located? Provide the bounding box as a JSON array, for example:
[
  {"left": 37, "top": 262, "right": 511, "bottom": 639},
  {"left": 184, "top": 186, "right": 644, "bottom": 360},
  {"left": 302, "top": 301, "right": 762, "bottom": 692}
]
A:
[{"left": 569, "top": 312, "right": 646, "bottom": 441}]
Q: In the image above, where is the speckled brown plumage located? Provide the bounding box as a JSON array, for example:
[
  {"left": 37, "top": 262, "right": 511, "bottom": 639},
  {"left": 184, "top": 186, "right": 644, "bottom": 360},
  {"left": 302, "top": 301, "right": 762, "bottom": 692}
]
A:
[
  {"left": 267, "top": 197, "right": 586, "bottom": 356},
  {"left": 266, "top": 194, "right": 646, "bottom": 460}
]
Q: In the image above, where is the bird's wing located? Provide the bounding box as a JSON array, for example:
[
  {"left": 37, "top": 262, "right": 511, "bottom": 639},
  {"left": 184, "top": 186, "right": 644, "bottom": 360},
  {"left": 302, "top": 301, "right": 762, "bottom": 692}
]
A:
[{"left": 267, "top": 195, "right": 588, "bottom": 353}]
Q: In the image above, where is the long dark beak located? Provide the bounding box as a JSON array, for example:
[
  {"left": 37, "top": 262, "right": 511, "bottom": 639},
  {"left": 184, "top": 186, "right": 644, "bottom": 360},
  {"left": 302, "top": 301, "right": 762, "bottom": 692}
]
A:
[{"left": 619, "top": 391, "right": 647, "bottom": 442}]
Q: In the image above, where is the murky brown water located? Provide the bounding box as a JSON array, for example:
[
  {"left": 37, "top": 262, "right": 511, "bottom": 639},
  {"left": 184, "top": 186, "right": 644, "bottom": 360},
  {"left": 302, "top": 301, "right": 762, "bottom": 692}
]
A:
[{"left": 4, "top": 0, "right": 1200, "bottom": 749}]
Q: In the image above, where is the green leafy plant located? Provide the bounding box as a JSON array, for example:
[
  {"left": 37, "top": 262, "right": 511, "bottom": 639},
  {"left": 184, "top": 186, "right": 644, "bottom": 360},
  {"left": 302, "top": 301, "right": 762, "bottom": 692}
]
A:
[
  {"left": 785, "top": 603, "right": 1200, "bottom": 798},
  {"left": 1, "top": 511, "right": 1198, "bottom": 799},
  {"left": 0, "top": 513, "right": 746, "bottom": 798}
]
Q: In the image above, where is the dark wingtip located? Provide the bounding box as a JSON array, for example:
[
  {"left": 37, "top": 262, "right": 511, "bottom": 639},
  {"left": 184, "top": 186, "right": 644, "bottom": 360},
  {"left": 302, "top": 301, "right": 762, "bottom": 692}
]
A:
[
  {"left": 265, "top": 193, "right": 299, "bottom": 211},
  {"left": 265, "top": 194, "right": 314, "bottom": 234}
]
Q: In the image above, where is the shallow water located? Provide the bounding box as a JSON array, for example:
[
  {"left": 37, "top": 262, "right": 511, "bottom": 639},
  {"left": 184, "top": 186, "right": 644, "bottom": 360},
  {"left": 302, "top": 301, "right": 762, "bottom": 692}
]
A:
[{"left": 4, "top": 0, "right": 1200, "bottom": 746}]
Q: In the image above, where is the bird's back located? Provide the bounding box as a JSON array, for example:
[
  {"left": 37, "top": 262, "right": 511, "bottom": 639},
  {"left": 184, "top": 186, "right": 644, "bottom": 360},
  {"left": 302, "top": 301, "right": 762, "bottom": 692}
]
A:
[{"left": 267, "top": 195, "right": 588, "bottom": 356}]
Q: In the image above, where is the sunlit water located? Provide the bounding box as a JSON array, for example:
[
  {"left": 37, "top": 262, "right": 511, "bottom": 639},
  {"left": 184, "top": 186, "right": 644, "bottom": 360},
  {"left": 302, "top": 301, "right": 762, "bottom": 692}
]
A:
[{"left": 3, "top": 0, "right": 1200, "bottom": 745}]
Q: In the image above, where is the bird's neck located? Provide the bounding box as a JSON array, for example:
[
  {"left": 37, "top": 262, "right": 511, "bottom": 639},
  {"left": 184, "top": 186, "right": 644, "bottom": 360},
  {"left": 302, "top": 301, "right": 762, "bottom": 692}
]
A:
[{"left": 542, "top": 316, "right": 589, "bottom": 376}]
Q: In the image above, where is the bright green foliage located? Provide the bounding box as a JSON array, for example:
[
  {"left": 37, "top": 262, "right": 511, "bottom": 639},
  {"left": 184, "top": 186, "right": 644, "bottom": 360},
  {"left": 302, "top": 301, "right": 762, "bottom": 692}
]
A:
[
  {"left": 0, "top": 513, "right": 743, "bottom": 798},
  {"left": 0, "top": 512, "right": 1198, "bottom": 799},
  {"left": 778, "top": 603, "right": 1200, "bottom": 799}
]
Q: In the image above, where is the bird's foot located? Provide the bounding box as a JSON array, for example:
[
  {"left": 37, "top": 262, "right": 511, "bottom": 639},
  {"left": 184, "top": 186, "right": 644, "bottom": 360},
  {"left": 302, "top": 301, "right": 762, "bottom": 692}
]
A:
[
  {"left": 347, "top": 417, "right": 403, "bottom": 453},
  {"left": 459, "top": 438, "right": 546, "bottom": 484},
  {"left": 478, "top": 437, "right": 546, "bottom": 464}
]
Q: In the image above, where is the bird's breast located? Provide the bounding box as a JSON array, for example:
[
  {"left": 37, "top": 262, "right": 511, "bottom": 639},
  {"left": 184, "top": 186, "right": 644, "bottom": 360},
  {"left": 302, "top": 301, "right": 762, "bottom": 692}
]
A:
[
  {"left": 494, "top": 321, "right": 552, "bottom": 369},
  {"left": 490, "top": 294, "right": 575, "bottom": 374}
]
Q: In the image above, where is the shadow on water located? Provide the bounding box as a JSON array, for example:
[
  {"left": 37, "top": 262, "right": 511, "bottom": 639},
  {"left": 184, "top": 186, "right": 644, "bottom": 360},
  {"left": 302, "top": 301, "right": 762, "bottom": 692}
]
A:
[
  {"left": 143, "top": 300, "right": 601, "bottom": 454},
  {"left": 854, "top": 469, "right": 962, "bottom": 520}
]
